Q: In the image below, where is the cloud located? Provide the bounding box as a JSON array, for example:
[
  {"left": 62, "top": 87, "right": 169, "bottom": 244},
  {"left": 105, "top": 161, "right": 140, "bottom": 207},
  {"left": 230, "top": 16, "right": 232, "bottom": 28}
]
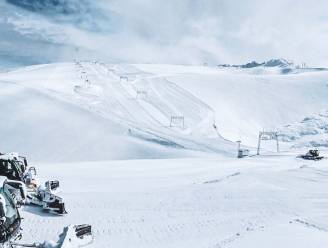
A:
[{"left": 3, "top": 0, "right": 328, "bottom": 66}]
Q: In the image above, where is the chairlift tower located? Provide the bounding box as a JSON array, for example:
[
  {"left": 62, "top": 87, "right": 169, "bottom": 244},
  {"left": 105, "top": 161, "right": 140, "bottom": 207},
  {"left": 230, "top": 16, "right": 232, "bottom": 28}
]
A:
[
  {"left": 136, "top": 90, "right": 148, "bottom": 99},
  {"left": 120, "top": 76, "right": 129, "bottom": 82},
  {"left": 257, "top": 131, "right": 279, "bottom": 155},
  {"left": 170, "top": 116, "right": 185, "bottom": 128}
]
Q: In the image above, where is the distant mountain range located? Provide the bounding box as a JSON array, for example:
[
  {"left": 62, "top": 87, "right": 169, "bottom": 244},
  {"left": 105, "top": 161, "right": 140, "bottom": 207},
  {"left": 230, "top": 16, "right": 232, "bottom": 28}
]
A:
[
  {"left": 218, "top": 58, "right": 294, "bottom": 69},
  {"left": 218, "top": 58, "right": 328, "bottom": 74}
]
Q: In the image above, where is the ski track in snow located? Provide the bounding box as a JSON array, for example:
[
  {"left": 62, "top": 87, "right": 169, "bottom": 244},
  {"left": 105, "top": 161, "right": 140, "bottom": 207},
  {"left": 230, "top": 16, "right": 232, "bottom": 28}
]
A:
[
  {"left": 2, "top": 62, "right": 328, "bottom": 247},
  {"left": 2, "top": 61, "right": 328, "bottom": 158},
  {"left": 2, "top": 62, "right": 233, "bottom": 154},
  {"left": 15, "top": 155, "right": 328, "bottom": 247}
]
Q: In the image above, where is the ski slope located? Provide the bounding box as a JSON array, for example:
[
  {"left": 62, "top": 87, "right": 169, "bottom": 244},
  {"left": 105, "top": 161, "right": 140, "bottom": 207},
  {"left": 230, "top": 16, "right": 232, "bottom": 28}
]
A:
[
  {"left": 1, "top": 61, "right": 328, "bottom": 247},
  {"left": 1, "top": 61, "right": 328, "bottom": 160},
  {"left": 0, "top": 62, "right": 236, "bottom": 162},
  {"left": 0, "top": 78, "right": 199, "bottom": 162},
  {"left": 19, "top": 154, "right": 328, "bottom": 248},
  {"left": 135, "top": 63, "right": 328, "bottom": 146}
]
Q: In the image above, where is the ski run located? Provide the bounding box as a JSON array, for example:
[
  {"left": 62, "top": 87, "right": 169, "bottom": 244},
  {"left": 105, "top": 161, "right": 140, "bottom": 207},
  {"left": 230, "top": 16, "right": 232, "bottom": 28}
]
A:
[{"left": 1, "top": 61, "right": 328, "bottom": 247}]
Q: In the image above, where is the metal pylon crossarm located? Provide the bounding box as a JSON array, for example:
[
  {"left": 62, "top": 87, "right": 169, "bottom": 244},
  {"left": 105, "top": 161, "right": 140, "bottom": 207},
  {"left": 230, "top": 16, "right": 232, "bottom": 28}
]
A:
[
  {"left": 257, "top": 131, "right": 279, "bottom": 155},
  {"left": 170, "top": 116, "right": 185, "bottom": 128}
]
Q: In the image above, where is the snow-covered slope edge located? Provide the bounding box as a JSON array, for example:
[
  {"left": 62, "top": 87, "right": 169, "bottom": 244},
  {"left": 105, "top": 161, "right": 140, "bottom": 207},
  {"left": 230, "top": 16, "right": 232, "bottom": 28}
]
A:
[
  {"left": 0, "top": 79, "right": 205, "bottom": 162},
  {"left": 0, "top": 62, "right": 235, "bottom": 162},
  {"left": 135, "top": 63, "right": 328, "bottom": 148},
  {"left": 2, "top": 61, "right": 328, "bottom": 162}
]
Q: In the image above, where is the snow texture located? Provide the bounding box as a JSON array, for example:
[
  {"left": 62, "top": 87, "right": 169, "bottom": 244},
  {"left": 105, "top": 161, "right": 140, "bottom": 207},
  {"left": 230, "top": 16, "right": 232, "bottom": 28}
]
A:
[{"left": 1, "top": 61, "right": 328, "bottom": 247}]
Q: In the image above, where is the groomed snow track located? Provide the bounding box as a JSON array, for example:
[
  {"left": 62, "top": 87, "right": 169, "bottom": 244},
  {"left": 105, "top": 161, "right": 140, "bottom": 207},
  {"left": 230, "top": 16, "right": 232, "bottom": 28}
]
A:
[{"left": 0, "top": 62, "right": 235, "bottom": 160}]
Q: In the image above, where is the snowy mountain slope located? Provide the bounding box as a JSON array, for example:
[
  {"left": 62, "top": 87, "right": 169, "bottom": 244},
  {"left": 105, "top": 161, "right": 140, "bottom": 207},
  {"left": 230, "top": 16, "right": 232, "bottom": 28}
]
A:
[
  {"left": 0, "top": 62, "right": 236, "bottom": 161},
  {"left": 19, "top": 154, "right": 328, "bottom": 247},
  {"left": 2, "top": 61, "right": 328, "bottom": 247},
  {"left": 278, "top": 110, "right": 328, "bottom": 148},
  {"left": 135, "top": 64, "right": 328, "bottom": 148},
  {"left": 0, "top": 79, "right": 199, "bottom": 162},
  {"left": 1, "top": 61, "right": 328, "bottom": 161}
]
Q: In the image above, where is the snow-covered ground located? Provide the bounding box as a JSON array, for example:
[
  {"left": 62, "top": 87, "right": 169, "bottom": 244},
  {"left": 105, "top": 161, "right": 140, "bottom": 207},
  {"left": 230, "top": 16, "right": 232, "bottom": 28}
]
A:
[
  {"left": 2, "top": 61, "right": 328, "bottom": 160},
  {"left": 1, "top": 61, "right": 328, "bottom": 247},
  {"left": 135, "top": 63, "right": 328, "bottom": 146},
  {"left": 20, "top": 154, "right": 328, "bottom": 248},
  {"left": 0, "top": 62, "right": 234, "bottom": 162}
]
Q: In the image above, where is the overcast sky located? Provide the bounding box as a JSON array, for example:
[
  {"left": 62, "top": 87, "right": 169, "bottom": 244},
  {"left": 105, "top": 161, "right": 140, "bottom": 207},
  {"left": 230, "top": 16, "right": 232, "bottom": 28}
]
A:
[
  {"left": 101, "top": 0, "right": 328, "bottom": 66},
  {"left": 4, "top": 0, "right": 328, "bottom": 66}
]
